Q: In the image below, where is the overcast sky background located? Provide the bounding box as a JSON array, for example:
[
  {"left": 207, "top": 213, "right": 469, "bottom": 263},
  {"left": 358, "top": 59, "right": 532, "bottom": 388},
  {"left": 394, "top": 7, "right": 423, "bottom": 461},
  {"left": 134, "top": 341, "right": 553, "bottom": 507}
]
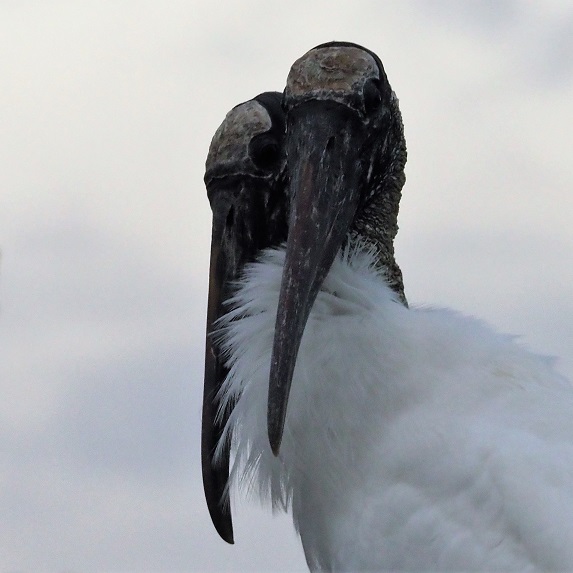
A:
[{"left": 0, "top": 1, "right": 572, "bottom": 570}]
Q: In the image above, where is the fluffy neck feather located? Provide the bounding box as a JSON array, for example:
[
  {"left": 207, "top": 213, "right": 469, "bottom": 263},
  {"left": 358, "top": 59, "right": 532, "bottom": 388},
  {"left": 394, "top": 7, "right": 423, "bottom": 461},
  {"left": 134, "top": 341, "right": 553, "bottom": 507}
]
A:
[{"left": 216, "top": 246, "right": 400, "bottom": 510}]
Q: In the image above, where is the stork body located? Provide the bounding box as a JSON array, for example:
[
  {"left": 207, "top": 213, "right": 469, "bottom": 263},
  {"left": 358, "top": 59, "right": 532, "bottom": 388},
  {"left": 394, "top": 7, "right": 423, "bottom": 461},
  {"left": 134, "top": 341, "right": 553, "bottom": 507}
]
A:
[
  {"left": 203, "top": 43, "right": 573, "bottom": 570},
  {"left": 218, "top": 247, "right": 573, "bottom": 570}
]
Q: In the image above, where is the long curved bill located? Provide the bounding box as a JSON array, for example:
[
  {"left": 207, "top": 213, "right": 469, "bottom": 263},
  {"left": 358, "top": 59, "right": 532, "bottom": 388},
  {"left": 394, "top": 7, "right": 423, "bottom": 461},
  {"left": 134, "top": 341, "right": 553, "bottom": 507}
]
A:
[
  {"left": 267, "top": 103, "right": 364, "bottom": 455},
  {"left": 202, "top": 195, "right": 236, "bottom": 545},
  {"left": 203, "top": 173, "right": 288, "bottom": 542}
]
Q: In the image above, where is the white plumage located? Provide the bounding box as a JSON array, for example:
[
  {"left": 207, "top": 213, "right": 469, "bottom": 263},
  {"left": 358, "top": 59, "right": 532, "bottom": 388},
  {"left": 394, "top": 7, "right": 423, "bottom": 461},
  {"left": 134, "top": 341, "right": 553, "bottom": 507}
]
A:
[{"left": 217, "top": 245, "right": 573, "bottom": 571}]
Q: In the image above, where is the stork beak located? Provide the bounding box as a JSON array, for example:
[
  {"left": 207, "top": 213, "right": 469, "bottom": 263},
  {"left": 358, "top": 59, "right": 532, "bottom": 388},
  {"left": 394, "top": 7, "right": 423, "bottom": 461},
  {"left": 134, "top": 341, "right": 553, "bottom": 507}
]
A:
[
  {"left": 203, "top": 180, "right": 266, "bottom": 545},
  {"left": 268, "top": 102, "right": 365, "bottom": 454},
  {"left": 202, "top": 186, "right": 239, "bottom": 545},
  {"left": 203, "top": 171, "right": 288, "bottom": 542}
]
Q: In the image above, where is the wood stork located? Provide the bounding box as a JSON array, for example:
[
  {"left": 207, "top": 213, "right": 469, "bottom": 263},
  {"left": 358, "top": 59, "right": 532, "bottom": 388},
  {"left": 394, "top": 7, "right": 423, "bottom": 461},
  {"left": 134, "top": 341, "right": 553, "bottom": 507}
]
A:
[
  {"left": 203, "top": 43, "right": 573, "bottom": 571},
  {"left": 202, "top": 91, "right": 287, "bottom": 544}
]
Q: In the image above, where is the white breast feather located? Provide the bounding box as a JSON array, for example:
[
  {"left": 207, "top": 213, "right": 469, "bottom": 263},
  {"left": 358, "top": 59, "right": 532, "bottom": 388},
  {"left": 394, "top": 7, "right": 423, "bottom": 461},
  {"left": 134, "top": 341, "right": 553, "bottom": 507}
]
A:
[{"left": 215, "top": 245, "right": 573, "bottom": 571}]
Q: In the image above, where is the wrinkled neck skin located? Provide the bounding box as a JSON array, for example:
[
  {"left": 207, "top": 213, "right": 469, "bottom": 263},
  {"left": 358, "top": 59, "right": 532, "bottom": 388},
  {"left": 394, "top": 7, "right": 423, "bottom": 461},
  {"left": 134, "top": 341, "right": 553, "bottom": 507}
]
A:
[{"left": 351, "top": 92, "right": 407, "bottom": 306}]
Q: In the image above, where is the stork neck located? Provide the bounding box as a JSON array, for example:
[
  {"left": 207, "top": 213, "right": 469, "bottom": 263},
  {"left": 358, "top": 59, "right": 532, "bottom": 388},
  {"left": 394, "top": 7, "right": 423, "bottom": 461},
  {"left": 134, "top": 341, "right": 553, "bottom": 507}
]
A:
[
  {"left": 351, "top": 101, "right": 407, "bottom": 304},
  {"left": 349, "top": 224, "right": 407, "bottom": 306}
]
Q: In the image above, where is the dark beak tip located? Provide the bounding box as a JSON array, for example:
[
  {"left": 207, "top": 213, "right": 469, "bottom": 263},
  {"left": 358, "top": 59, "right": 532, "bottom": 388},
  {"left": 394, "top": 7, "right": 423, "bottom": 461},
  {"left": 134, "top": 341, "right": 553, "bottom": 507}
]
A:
[
  {"left": 210, "top": 504, "right": 235, "bottom": 544},
  {"left": 223, "top": 531, "right": 235, "bottom": 545},
  {"left": 270, "top": 436, "right": 281, "bottom": 457},
  {"left": 267, "top": 416, "right": 282, "bottom": 456}
]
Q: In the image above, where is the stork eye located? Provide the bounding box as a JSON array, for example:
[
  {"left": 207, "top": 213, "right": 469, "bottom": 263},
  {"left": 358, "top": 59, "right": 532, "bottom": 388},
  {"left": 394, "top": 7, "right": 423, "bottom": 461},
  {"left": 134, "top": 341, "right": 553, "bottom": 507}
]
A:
[
  {"left": 363, "top": 79, "right": 382, "bottom": 115},
  {"left": 249, "top": 135, "right": 280, "bottom": 171}
]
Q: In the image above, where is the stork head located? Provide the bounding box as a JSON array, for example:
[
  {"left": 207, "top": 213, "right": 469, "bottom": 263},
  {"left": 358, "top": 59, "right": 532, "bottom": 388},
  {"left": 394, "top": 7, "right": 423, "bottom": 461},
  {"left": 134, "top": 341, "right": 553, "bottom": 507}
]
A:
[
  {"left": 268, "top": 42, "right": 407, "bottom": 454},
  {"left": 203, "top": 92, "right": 287, "bottom": 543}
]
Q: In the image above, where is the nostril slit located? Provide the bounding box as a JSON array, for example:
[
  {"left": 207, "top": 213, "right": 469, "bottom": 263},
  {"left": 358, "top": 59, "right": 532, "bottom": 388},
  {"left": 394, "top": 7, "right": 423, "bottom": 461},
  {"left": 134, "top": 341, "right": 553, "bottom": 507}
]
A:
[
  {"left": 326, "top": 136, "right": 335, "bottom": 151},
  {"left": 226, "top": 206, "right": 235, "bottom": 228}
]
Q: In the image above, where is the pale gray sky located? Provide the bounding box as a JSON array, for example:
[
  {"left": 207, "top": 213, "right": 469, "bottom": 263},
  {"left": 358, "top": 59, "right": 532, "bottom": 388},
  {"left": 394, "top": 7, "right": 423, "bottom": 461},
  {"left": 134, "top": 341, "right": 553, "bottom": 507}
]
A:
[{"left": 0, "top": 1, "right": 572, "bottom": 570}]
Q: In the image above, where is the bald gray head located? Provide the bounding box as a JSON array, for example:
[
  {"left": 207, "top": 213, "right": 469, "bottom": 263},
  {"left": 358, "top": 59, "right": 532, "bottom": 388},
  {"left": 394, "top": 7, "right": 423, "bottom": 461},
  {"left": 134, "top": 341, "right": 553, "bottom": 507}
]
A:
[
  {"left": 206, "top": 97, "right": 280, "bottom": 183},
  {"left": 286, "top": 44, "right": 386, "bottom": 112}
]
